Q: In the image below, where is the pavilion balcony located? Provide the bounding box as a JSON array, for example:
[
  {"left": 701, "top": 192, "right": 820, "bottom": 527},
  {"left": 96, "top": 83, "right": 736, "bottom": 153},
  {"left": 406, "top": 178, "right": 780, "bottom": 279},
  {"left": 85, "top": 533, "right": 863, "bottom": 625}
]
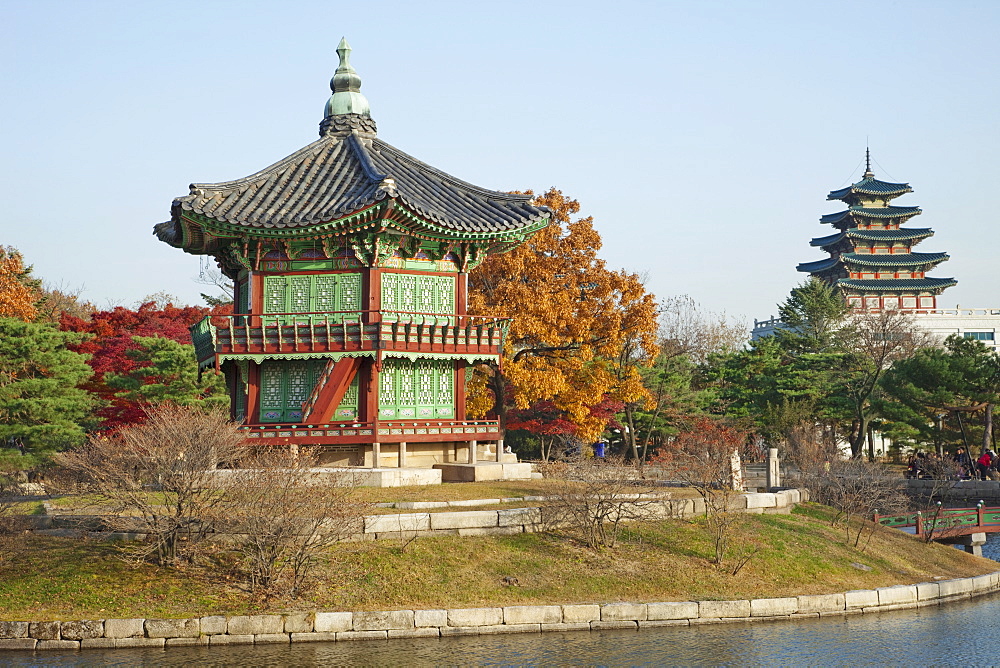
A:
[
  {"left": 239, "top": 418, "right": 501, "bottom": 446},
  {"left": 191, "top": 311, "right": 510, "bottom": 368}
]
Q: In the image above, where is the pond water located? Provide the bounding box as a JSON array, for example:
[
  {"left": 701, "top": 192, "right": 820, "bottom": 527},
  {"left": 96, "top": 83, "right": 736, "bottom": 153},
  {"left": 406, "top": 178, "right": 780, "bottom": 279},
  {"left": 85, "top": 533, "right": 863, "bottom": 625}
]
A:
[{"left": 5, "top": 535, "right": 1000, "bottom": 667}]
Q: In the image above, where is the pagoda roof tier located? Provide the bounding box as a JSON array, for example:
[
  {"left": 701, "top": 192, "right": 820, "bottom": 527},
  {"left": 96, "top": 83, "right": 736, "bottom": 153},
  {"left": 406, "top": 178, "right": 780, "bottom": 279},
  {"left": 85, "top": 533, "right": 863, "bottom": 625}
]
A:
[
  {"left": 841, "top": 252, "right": 949, "bottom": 268},
  {"left": 796, "top": 258, "right": 840, "bottom": 273},
  {"left": 809, "top": 228, "right": 934, "bottom": 248},
  {"left": 820, "top": 206, "right": 921, "bottom": 225},
  {"left": 163, "top": 132, "right": 548, "bottom": 240},
  {"left": 827, "top": 176, "right": 912, "bottom": 201},
  {"left": 836, "top": 277, "right": 957, "bottom": 292}
]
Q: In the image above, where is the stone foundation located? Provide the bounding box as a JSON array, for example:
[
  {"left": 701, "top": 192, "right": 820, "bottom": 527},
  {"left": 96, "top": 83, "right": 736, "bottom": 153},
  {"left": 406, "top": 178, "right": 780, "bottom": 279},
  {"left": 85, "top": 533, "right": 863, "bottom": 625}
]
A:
[
  {"left": 4, "top": 572, "right": 998, "bottom": 651},
  {"left": 434, "top": 462, "right": 533, "bottom": 482}
]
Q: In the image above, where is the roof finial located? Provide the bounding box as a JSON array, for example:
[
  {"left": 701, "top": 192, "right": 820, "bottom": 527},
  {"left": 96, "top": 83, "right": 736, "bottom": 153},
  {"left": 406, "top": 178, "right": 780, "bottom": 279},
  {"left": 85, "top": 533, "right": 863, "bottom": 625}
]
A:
[
  {"left": 863, "top": 146, "right": 874, "bottom": 178},
  {"left": 324, "top": 37, "right": 371, "bottom": 119}
]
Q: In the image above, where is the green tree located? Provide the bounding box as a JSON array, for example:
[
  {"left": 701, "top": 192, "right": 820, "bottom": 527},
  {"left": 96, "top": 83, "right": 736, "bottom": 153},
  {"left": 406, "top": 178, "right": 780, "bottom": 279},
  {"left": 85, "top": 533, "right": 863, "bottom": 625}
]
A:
[
  {"left": 0, "top": 318, "right": 97, "bottom": 455},
  {"left": 716, "top": 279, "right": 925, "bottom": 459},
  {"left": 880, "top": 335, "right": 1000, "bottom": 455},
  {"left": 837, "top": 309, "right": 929, "bottom": 458},
  {"left": 775, "top": 278, "right": 849, "bottom": 353},
  {"left": 629, "top": 352, "right": 711, "bottom": 459},
  {"left": 104, "top": 336, "right": 228, "bottom": 410},
  {"left": 710, "top": 280, "right": 852, "bottom": 457}
]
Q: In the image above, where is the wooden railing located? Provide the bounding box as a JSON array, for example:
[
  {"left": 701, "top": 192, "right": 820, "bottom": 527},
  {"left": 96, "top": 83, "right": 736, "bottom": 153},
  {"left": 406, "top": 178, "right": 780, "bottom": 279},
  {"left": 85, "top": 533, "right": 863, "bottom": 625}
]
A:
[
  {"left": 190, "top": 311, "right": 510, "bottom": 366},
  {"left": 239, "top": 419, "right": 500, "bottom": 444},
  {"left": 876, "top": 504, "right": 1000, "bottom": 537}
]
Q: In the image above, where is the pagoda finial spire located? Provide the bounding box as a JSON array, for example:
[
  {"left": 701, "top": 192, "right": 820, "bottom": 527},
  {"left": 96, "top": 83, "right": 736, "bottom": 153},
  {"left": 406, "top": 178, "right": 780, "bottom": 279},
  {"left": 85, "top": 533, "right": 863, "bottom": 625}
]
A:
[
  {"left": 323, "top": 37, "right": 371, "bottom": 119},
  {"left": 320, "top": 37, "right": 376, "bottom": 136},
  {"left": 863, "top": 146, "right": 874, "bottom": 178}
]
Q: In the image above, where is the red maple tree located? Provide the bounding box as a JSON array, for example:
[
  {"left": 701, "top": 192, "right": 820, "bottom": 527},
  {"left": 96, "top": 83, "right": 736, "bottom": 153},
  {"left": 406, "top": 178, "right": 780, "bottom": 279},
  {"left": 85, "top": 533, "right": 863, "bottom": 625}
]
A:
[{"left": 61, "top": 301, "right": 230, "bottom": 429}]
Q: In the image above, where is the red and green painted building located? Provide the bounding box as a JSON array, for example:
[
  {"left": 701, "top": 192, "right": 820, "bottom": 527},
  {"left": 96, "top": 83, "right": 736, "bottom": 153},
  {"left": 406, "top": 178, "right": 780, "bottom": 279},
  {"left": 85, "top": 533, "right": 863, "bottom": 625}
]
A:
[
  {"left": 797, "top": 152, "right": 955, "bottom": 311},
  {"left": 154, "top": 40, "right": 549, "bottom": 471}
]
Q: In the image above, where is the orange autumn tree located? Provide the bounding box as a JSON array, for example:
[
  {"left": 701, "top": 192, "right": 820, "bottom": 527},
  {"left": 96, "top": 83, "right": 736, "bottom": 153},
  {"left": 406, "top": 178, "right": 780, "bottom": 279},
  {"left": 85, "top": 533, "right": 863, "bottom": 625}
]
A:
[
  {"left": 0, "top": 246, "right": 41, "bottom": 321},
  {"left": 468, "top": 188, "right": 659, "bottom": 450}
]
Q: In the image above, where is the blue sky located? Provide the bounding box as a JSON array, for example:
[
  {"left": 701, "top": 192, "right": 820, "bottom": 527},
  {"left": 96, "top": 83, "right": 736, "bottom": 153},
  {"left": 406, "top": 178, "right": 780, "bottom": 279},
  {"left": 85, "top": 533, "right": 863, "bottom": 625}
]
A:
[{"left": 3, "top": 0, "right": 998, "bottom": 323}]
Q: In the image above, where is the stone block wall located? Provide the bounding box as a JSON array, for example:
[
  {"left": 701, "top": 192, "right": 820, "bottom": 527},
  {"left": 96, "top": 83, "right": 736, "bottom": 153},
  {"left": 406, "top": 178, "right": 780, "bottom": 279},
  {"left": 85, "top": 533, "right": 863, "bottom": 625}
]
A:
[
  {"left": 3, "top": 571, "right": 998, "bottom": 651},
  {"left": 357, "top": 488, "right": 810, "bottom": 541}
]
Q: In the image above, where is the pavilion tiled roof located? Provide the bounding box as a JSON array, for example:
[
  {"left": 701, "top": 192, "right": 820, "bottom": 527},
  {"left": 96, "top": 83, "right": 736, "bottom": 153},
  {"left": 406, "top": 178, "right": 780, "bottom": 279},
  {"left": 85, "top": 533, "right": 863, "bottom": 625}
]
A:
[
  {"left": 166, "top": 132, "right": 548, "bottom": 236},
  {"left": 827, "top": 176, "right": 913, "bottom": 201},
  {"left": 840, "top": 252, "right": 949, "bottom": 268},
  {"left": 820, "top": 206, "right": 922, "bottom": 224},
  {"left": 156, "top": 40, "right": 549, "bottom": 248},
  {"left": 809, "top": 228, "right": 934, "bottom": 248},
  {"left": 837, "top": 277, "right": 957, "bottom": 291}
]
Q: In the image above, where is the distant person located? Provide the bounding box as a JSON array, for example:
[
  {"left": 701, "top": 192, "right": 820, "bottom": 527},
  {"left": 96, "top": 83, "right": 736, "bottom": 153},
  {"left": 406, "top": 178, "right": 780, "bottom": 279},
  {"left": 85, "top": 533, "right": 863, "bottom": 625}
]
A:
[
  {"left": 954, "top": 447, "right": 973, "bottom": 480},
  {"left": 977, "top": 450, "right": 993, "bottom": 480}
]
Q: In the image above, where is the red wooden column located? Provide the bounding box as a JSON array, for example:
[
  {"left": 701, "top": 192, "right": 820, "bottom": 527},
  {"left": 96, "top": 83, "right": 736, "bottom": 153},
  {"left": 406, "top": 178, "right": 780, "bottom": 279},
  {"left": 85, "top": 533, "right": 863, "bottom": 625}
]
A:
[
  {"left": 455, "top": 272, "right": 468, "bottom": 419},
  {"left": 245, "top": 362, "right": 262, "bottom": 424},
  {"left": 367, "top": 267, "right": 382, "bottom": 322},
  {"left": 250, "top": 271, "right": 264, "bottom": 324},
  {"left": 455, "top": 363, "right": 467, "bottom": 420},
  {"left": 362, "top": 265, "right": 382, "bottom": 424},
  {"left": 456, "top": 272, "right": 468, "bottom": 316}
]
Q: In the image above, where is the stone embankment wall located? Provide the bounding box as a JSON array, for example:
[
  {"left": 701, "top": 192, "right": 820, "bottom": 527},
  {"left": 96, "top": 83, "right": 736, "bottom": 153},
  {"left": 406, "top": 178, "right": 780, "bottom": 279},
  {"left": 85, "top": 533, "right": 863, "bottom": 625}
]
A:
[
  {"left": 906, "top": 478, "right": 1000, "bottom": 505},
  {"left": 358, "top": 489, "right": 808, "bottom": 540},
  {"left": 3, "top": 572, "right": 999, "bottom": 651}
]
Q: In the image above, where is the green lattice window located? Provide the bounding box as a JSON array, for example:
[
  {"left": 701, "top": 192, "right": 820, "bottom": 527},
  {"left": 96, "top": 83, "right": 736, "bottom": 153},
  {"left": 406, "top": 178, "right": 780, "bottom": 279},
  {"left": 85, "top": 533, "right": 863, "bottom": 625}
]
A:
[
  {"left": 259, "top": 359, "right": 359, "bottom": 423},
  {"left": 234, "top": 383, "right": 246, "bottom": 421},
  {"left": 381, "top": 273, "right": 455, "bottom": 321},
  {"left": 263, "top": 273, "right": 362, "bottom": 324},
  {"left": 378, "top": 358, "right": 455, "bottom": 419},
  {"left": 237, "top": 279, "right": 250, "bottom": 314}
]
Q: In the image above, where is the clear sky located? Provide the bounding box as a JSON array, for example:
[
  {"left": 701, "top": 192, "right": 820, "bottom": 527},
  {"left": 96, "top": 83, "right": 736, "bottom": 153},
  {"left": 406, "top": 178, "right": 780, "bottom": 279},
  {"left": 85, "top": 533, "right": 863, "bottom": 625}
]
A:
[{"left": 3, "top": 0, "right": 998, "bottom": 324}]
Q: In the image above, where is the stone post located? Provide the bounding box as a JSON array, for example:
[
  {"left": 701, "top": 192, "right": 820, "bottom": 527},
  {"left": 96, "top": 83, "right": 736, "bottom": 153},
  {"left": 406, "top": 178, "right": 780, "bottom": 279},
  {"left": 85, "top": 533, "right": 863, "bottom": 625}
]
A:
[
  {"left": 372, "top": 442, "right": 381, "bottom": 469},
  {"left": 730, "top": 449, "right": 745, "bottom": 492},
  {"left": 958, "top": 532, "right": 987, "bottom": 557},
  {"left": 398, "top": 441, "right": 407, "bottom": 468},
  {"left": 468, "top": 439, "right": 478, "bottom": 464},
  {"left": 766, "top": 448, "right": 781, "bottom": 490},
  {"left": 496, "top": 438, "right": 503, "bottom": 462}
]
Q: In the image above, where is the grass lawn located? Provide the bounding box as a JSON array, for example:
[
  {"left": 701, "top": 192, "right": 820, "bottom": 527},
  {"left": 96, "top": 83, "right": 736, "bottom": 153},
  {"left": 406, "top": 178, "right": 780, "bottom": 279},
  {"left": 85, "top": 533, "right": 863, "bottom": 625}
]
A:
[{"left": 0, "top": 504, "right": 994, "bottom": 621}]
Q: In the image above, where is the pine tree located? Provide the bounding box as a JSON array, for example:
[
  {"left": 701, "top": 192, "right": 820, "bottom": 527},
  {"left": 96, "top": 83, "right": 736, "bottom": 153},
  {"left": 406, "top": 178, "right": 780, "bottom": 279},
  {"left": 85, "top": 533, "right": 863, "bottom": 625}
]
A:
[{"left": 0, "top": 318, "right": 97, "bottom": 454}]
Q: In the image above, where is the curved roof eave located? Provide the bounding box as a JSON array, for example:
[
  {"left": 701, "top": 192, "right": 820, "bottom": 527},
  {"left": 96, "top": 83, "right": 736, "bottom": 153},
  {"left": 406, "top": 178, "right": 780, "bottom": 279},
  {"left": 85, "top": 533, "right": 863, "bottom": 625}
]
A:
[
  {"left": 836, "top": 277, "right": 958, "bottom": 292},
  {"left": 167, "top": 131, "right": 550, "bottom": 237},
  {"left": 827, "top": 177, "right": 913, "bottom": 201},
  {"left": 797, "top": 258, "right": 840, "bottom": 273}
]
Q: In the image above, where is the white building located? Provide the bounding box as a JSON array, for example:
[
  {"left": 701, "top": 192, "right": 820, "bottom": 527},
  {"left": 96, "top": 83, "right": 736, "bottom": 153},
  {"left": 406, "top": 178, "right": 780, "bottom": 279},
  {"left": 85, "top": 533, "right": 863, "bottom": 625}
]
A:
[{"left": 752, "top": 307, "right": 1000, "bottom": 351}]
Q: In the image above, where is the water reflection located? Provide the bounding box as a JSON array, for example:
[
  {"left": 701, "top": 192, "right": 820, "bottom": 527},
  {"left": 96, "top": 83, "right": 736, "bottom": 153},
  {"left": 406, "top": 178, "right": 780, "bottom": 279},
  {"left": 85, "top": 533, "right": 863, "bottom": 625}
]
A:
[{"left": 6, "top": 534, "right": 1000, "bottom": 667}]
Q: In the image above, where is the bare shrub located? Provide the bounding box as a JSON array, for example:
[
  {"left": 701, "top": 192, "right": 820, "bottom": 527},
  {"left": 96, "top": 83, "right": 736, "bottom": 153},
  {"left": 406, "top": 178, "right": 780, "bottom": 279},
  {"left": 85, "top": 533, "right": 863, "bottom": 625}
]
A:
[
  {"left": 783, "top": 421, "right": 840, "bottom": 475},
  {"left": 542, "top": 455, "right": 660, "bottom": 550},
  {"left": 903, "top": 457, "right": 962, "bottom": 543},
  {"left": 808, "top": 459, "right": 907, "bottom": 549},
  {"left": 650, "top": 417, "right": 750, "bottom": 567},
  {"left": 58, "top": 404, "right": 249, "bottom": 565},
  {"left": 214, "top": 447, "right": 371, "bottom": 598}
]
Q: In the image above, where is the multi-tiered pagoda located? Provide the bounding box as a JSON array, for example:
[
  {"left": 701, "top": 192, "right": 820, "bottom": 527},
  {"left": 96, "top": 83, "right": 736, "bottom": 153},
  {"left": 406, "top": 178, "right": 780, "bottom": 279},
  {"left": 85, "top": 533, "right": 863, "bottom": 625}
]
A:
[
  {"left": 796, "top": 152, "right": 955, "bottom": 310},
  {"left": 154, "top": 40, "right": 549, "bottom": 480}
]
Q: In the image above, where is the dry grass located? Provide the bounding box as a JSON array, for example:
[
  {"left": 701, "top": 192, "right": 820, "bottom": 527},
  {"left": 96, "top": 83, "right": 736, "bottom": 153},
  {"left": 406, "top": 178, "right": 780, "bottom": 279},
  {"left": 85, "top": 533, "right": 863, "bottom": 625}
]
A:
[
  {"left": 0, "top": 504, "right": 994, "bottom": 620},
  {"left": 345, "top": 478, "right": 701, "bottom": 505},
  {"left": 39, "top": 477, "right": 701, "bottom": 516}
]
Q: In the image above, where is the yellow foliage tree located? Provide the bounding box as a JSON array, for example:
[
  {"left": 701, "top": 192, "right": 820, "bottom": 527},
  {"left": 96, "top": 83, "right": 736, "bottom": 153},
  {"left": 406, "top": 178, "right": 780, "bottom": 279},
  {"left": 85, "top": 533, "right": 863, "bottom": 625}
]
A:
[
  {"left": 0, "top": 246, "right": 40, "bottom": 321},
  {"left": 468, "top": 189, "right": 659, "bottom": 446}
]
